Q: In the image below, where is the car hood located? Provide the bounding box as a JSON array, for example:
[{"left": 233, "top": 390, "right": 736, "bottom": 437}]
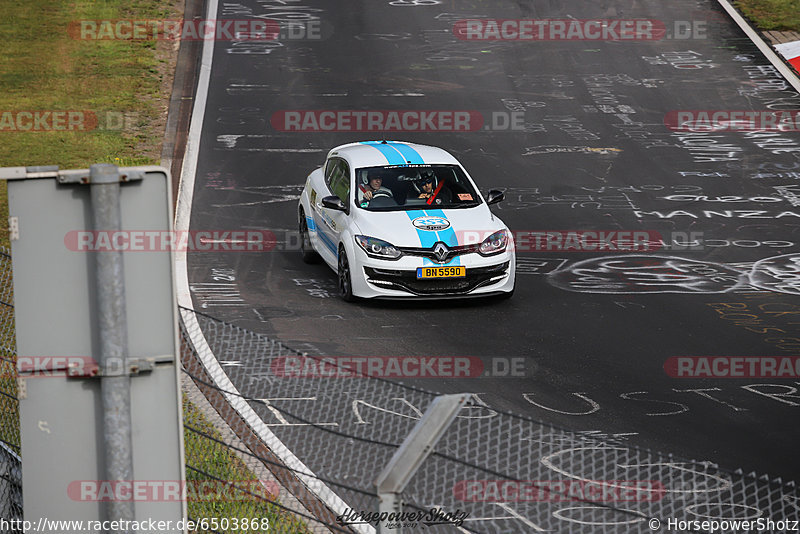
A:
[{"left": 350, "top": 206, "right": 506, "bottom": 248}]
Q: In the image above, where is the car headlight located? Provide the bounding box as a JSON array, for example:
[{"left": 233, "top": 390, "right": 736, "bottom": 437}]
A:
[
  {"left": 479, "top": 230, "right": 508, "bottom": 256},
  {"left": 355, "top": 235, "right": 402, "bottom": 259}
]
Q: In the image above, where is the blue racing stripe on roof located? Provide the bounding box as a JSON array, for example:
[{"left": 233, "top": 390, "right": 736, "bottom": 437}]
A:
[
  {"left": 386, "top": 142, "right": 424, "bottom": 165},
  {"left": 360, "top": 141, "right": 406, "bottom": 166}
]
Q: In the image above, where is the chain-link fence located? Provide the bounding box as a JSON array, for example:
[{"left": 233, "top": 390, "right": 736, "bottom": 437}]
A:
[
  {"left": 180, "top": 306, "right": 800, "bottom": 534},
  {"left": 0, "top": 243, "right": 335, "bottom": 534},
  {"left": 0, "top": 248, "right": 22, "bottom": 529},
  {"left": 2, "top": 245, "right": 799, "bottom": 533},
  {"left": 180, "top": 309, "right": 355, "bottom": 534}
]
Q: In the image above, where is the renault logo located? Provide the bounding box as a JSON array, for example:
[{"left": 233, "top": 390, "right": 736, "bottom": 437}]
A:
[{"left": 433, "top": 243, "right": 449, "bottom": 262}]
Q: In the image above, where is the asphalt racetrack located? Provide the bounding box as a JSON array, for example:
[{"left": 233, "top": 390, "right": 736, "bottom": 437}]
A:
[{"left": 185, "top": 0, "right": 800, "bottom": 485}]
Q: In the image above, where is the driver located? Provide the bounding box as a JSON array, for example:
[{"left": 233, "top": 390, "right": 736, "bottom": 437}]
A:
[{"left": 359, "top": 172, "right": 393, "bottom": 204}]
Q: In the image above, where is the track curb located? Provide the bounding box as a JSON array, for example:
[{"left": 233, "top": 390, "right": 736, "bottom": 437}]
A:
[{"left": 715, "top": 0, "right": 800, "bottom": 93}]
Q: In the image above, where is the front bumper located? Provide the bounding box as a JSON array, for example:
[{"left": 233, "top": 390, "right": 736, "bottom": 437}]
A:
[
  {"left": 365, "top": 262, "right": 510, "bottom": 295},
  {"left": 350, "top": 248, "right": 516, "bottom": 298}
]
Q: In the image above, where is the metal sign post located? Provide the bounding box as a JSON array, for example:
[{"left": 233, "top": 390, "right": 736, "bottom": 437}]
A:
[
  {"left": 90, "top": 164, "right": 136, "bottom": 530},
  {"left": 0, "top": 164, "right": 185, "bottom": 532},
  {"left": 375, "top": 394, "right": 471, "bottom": 534}
]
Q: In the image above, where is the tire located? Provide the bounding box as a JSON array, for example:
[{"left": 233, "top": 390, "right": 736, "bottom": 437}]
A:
[
  {"left": 338, "top": 247, "right": 356, "bottom": 302},
  {"left": 299, "top": 209, "right": 320, "bottom": 264}
]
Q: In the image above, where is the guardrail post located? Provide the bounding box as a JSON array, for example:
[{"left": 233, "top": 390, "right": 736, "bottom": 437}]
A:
[{"left": 374, "top": 393, "right": 471, "bottom": 534}]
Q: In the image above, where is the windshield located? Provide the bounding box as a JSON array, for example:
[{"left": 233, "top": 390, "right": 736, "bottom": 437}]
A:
[{"left": 354, "top": 164, "right": 483, "bottom": 211}]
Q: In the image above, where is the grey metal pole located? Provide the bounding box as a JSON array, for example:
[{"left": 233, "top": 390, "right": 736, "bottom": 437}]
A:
[
  {"left": 90, "top": 164, "right": 134, "bottom": 533},
  {"left": 375, "top": 394, "right": 471, "bottom": 534}
]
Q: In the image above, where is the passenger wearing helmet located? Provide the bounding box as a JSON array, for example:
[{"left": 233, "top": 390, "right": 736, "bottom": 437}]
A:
[
  {"left": 416, "top": 175, "right": 436, "bottom": 200},
  {"left": 415, "top": 171, "right": 451, "bottom": 205}
]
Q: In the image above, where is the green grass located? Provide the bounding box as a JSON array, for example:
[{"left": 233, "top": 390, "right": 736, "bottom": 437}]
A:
[
  {"left": 0, "top": 369, "right": 19, "bottom": 452},
  {"left": 183, "top": 397, "right": 311, "bottom": 533},
  {"left": 0, "top": 2, "right": 312, "bottom": 530},
  {"left": 735, "top": 0, "right": 800, "bottom": 32},
  {"left": 0, "top": 0, "right": 176, "bottom": 450},
  {"left": 0, "top": 182, "right": 8, "bottom": 250},
  {"left": 0, "top": 0, "right": 170, "bottom": 169}
]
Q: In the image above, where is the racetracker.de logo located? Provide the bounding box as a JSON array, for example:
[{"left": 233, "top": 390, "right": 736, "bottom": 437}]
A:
[
  {"left": 453, "top": 480, "right": 665, "bottom": 502},
  {"left": 64, "top": 230, "right": 276, "bottom": 252},
  {"left": 453, "top": 19, "right": 664, "bottom": 41},
  {"left": 664, "top": 356, "right": 800, "bottom": 378},
  {"left": 665, "top": 110, "right": 800, "bottom": 132},
  {"left": 458, "top": 230, "right": 663, "bottom": 252},
  {"left": 12, "top": 356, "right": 99, "bottom": 378},
  {"left": 67, "top": 480, "right": 280, "bottom": 502},
  {"left": 270, "top": 110, "right": 484, "bottom": 132},
  {"left": 0, "top": 111, "right": 98, "bottom": 132},
  {"left": 271, "top": 356, "right": 526, "bottom": 378},
  {"left": 68, "top": 19, "right": 280, "bottom": 41}
]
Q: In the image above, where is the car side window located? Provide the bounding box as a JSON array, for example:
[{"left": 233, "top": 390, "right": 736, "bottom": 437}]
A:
[
  {"left": 325, "top": 158, "right": 342, "bottom": 189},
  {"left": 330, "top": 160, "right": 351, "bottom": 204}
]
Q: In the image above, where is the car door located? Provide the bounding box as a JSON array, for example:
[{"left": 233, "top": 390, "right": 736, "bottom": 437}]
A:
[{"left": 315, "top": 157, "right": 351, "bottom": 263}]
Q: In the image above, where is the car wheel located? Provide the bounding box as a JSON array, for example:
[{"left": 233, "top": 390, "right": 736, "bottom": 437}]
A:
[
  {"left": 299, "top": 209, "right": 320, "bottom": 263},
  {"left": 338, "top": 247, "right": 356, "bottom": 302}
]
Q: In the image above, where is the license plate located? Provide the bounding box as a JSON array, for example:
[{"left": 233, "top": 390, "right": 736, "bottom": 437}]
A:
[{"left": 416, "top": 266, "right": 466, "bottom": 279}]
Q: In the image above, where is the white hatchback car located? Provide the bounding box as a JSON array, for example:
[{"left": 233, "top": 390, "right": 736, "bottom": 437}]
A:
[{"left": 297, "top": 141, "right": 515, "bottom": 300}]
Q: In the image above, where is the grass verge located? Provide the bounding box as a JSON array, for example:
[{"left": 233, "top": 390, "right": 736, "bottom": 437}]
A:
[
  {"left": 0, "top": 2, "right": 310, "bottom": 531},
  {"left": 734, "top": 0, "right": 800, "bottom": 32},
  {"left": 183, "top": 397, "right": 311, "bottom": 533},
  {"left": 0, "top": 0, "right": 178, "bottom": 446}
]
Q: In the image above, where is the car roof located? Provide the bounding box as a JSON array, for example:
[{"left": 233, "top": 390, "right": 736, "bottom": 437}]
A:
[{"left": 326, "top": 141, "right": 461, "bottom": 168}]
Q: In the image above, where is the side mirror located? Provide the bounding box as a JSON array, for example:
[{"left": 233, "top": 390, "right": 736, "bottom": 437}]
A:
[
  {"left": 322, "top": 195, "right": 347, "bottom": 211},
  {"left": 486, "top": 190, "right": 505, "bottom": 205}
]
